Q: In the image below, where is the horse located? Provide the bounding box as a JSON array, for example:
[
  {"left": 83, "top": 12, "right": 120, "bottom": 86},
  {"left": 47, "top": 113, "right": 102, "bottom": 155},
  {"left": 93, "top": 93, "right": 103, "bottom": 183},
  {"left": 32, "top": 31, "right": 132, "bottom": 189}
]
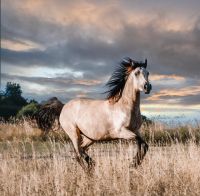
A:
[{"left": 36, "top": 57, "right": 152, "bottom": 171}]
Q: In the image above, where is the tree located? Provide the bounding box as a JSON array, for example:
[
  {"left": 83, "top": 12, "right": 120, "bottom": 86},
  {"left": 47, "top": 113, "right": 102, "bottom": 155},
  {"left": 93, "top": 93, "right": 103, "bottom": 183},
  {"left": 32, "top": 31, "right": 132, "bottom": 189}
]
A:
[
  {"left": 5, "top": 82, "right": 22, "bottom": 97},
  {"left": 0, "top": 82, "right": 28, "bottom": 120},
  {"left": 4, "top": 82, "right": 27, "bottom": 106}
]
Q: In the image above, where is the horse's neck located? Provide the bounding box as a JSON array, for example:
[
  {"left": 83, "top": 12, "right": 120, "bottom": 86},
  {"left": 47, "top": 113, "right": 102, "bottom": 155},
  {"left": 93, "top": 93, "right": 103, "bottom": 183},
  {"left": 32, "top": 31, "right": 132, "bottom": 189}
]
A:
[{"left": 118, "top": 73, "right": 141, "bottom": 113}]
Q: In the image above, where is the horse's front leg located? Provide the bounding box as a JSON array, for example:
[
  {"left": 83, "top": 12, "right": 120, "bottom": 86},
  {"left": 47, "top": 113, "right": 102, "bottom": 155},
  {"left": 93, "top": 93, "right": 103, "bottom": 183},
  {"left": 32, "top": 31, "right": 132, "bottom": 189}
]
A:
[
  {"left": 118, "top": 127, "right": 148, "bottom": 167},
  {"left": 134, "top": 134, "right": 148, "bottom": 167}
]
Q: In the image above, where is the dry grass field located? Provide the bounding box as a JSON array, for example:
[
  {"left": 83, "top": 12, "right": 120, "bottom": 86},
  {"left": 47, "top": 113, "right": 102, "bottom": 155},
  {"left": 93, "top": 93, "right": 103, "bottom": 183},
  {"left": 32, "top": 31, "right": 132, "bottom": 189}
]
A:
[{"left": 0, "top": 120, "right": 200, "bottom": 196}]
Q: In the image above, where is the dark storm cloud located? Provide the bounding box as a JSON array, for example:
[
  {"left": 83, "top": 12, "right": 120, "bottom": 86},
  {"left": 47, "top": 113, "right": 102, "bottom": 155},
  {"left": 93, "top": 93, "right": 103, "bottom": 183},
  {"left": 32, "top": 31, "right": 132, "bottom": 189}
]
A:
[
  {"left": 1, "top": 73, "right": 103, "bottom": 89},
  {"left": 1, "top": 73, "right": 105, "bottom": 102},
  {"left": 177, "top": 94, "right": 200, "bottom": 105},
  {"left": 143, "top": 94, "right": 200, "bottom": 106},
  {"left": 2, "top": 15, "right": 200, "bottom": 78},
  {"left": 1, "top": 4, "right": 66, "bottom": 45},
  {"left": 141, "top": 76, "right": 200, "bottom": 106}
]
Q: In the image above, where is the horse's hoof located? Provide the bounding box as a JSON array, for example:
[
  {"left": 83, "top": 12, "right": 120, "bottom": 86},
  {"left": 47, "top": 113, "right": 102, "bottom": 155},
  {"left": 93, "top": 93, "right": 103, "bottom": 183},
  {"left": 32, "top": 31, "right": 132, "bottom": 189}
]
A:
[
  {"left": 130, "top": 161, "right": 138, "bottom": 169},
  {"left": 87, "top": 161, "right": 95, "bottom": 175},
  {"left": 131, "top": 156, "right": 142, "bottom": 169},
  {"left": 88, "top": 161, "right": 95, "bottom": 170}
]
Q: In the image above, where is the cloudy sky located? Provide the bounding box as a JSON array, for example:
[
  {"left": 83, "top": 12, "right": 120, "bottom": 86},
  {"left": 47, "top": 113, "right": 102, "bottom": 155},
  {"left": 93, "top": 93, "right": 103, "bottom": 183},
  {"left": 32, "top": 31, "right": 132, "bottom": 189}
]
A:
[{"left": 1, "top": 0, "right": 200, "bottom": 120}]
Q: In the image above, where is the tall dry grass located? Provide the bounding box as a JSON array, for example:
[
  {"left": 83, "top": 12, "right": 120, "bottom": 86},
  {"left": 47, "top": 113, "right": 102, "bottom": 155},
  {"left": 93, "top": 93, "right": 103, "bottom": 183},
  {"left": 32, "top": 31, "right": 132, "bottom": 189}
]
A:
[
  {"left": 0, "top": 140, "right": 200, "bottom": 195},
  {"left": 1, "top": 118, "right": 199, "bottom": 144},
  {"left": 142, "top": 120, "right": 200, "bottom": 145},
  {"left": 0, "top": 120, "right": 200, "bottom": 195},
  {"left": 0, "top": 119, "right": 68, "bottom": 142}
]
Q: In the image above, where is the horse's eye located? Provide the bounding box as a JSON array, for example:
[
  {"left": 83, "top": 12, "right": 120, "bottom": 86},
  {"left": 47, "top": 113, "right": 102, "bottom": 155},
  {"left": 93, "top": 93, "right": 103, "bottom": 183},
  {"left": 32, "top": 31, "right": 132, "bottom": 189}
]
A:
[{"left": 135, "top": 71, "right": 140, "bottom": 76}]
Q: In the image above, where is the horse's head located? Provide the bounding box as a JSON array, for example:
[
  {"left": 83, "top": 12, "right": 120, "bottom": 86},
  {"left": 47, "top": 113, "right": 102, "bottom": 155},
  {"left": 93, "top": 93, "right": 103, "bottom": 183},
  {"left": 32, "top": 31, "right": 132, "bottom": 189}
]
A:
[
  {"left": 130, "top": 59, "right": 152, "bottom": 94},
  {"left": 106, "top": 57, "right": 152, "bottom": 102}
]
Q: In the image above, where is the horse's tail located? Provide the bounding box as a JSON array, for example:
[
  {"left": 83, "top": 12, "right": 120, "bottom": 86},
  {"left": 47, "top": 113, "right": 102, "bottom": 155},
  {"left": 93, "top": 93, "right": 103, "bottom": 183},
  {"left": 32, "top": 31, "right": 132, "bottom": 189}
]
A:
[{"left": 35, "top": 97, "right": 64, "bottom": 133}]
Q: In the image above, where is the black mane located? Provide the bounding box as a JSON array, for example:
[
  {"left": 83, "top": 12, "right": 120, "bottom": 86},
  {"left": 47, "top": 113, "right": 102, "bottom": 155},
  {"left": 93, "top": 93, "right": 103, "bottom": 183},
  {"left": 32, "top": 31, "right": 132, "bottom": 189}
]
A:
[{"left": 105, "top": 57, "right": 145, "bottom": 101}]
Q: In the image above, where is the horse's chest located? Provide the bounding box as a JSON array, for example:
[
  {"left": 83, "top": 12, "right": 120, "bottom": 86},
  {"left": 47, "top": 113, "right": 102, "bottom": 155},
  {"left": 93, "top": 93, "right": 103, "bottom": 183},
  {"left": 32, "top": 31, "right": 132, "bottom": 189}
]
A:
[
  {"left": 112, "top": 111, "right": 127, "bottom": 130},
  {"left": 112, "top": 109, "right": 142, "bottom": 131}
]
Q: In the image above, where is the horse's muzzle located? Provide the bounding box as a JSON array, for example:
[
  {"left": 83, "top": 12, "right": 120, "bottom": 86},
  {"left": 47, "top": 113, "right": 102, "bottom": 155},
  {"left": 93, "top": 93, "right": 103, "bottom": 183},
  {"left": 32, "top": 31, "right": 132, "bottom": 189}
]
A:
[{"left": 144, "top": 82, "right": 152, "bottom": 94}]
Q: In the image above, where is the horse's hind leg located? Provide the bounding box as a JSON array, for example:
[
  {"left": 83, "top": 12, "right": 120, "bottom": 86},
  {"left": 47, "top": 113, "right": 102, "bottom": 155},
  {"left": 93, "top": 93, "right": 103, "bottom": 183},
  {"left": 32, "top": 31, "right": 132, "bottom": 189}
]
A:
[
  {"left": 80, "top": 135, "right": 95, "bottom": 170},
  {"left": 71, "top": 139, "right": 86, "bottom": 169},
  {"left": 62, "top": 125, "right": 87, "bottom": 169}
]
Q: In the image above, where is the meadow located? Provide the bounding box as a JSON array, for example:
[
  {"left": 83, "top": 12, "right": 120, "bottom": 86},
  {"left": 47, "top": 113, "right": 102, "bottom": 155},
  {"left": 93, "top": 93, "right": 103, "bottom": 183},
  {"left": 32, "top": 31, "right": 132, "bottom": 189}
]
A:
[{"left": 0, "top": 119, "right": 200, "bottom": 196}]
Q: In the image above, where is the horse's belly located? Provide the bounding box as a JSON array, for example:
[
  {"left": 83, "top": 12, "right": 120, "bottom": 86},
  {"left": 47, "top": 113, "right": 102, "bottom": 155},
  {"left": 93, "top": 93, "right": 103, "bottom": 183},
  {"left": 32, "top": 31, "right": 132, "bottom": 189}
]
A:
[{"left": 77, "top": 118, "right": 111, "bottom": 140}]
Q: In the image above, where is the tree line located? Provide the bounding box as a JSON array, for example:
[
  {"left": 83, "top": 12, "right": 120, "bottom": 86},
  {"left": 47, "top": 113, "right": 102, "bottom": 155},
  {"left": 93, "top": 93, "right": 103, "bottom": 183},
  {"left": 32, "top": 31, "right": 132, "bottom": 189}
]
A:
[{"left": 0, "top": 82, "right": 39, "bottom": 120}]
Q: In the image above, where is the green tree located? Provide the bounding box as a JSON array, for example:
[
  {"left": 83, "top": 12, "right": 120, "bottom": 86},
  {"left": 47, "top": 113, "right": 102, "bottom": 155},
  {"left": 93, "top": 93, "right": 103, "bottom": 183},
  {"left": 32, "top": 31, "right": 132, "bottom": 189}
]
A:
[
  {"left": 4, "top": 82, "right": 27, "bottom": 106},
  {"left": 0, "top": 82, "right": 28, "bottom": 120},
  {"left": 5, "top": 82, "right": 22, "bottom": 97}
]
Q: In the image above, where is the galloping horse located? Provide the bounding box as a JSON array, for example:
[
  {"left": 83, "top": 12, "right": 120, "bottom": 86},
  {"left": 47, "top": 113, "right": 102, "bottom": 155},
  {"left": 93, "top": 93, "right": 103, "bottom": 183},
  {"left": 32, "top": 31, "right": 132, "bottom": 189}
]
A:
[{"left": 36, "top": 57, "right": 152, "bottom": 171}]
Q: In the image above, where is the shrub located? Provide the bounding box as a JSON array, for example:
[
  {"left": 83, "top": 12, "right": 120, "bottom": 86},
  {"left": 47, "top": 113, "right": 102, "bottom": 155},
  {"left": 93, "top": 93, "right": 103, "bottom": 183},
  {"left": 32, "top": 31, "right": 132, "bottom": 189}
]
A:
[{"left": 17, "top": 102, "right": 39, "bottom": 119}]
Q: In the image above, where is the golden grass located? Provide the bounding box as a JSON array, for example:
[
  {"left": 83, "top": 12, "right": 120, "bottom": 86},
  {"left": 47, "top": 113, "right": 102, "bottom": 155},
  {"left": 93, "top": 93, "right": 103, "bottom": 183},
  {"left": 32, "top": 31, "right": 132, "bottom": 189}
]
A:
[
  {"left": 0, "top": 119, "right": 68, "bottom": 142},
  {"left": 0, "top": 120, "right": 200, "bottom": 195},
  {"left": 142, "top": 122, "right": 200, "bottom": 145},
  {"left": 0, "top": 119, "right": 41, "bottom": 141}
]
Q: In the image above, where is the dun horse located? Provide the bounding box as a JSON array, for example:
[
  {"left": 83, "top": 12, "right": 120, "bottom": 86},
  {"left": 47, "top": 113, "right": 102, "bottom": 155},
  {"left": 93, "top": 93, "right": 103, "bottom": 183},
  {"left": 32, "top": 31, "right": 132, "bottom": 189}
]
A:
[{"left": 36, "top": 58, "right": 152, "bottom": 171}]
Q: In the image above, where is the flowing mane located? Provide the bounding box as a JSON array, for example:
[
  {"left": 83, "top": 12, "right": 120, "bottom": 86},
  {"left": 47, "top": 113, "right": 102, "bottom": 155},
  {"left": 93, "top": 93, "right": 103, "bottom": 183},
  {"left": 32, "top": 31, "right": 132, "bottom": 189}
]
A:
[{"left": 105, "top": 57, "right": 145, "bottom": 102}]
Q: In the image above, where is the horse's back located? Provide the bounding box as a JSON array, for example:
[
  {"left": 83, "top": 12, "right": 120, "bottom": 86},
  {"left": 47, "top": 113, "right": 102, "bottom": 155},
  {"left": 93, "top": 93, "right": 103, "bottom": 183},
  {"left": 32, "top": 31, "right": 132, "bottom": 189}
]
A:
[{"left": 59, "top": 98, "right": 107, "bottom": 122}]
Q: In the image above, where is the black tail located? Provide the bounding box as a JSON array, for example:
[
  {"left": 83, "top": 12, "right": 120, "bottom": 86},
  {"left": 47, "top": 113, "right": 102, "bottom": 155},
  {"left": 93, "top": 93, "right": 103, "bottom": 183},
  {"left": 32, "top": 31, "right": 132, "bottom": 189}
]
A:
[{"left": 35, "top": 97, "right": 64, "bottom": 133}]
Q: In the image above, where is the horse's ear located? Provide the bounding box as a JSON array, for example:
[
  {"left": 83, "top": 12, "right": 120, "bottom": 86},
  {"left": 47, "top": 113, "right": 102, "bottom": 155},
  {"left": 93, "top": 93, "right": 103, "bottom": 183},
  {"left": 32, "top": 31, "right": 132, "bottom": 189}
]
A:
[
  {"left": 144, "top": 59, "right": 147, "bottom": 68},
  {"left": 129, "top": 58, "right": 134, "bottom": 67},
  {"left": 122, "top": 58, "right": 134, "bottom": 72},
  {"left": 132, "top": 60, "right": 139, "bottom": 69},
  {"left": 126, "top": 59, "right": 134, "bottom": 72},
  {"left": 132, "top": 63, "right": 136, "bottom": 69},
  {"left": 123, "top": 58, "right": 133, "bottom": 68}
]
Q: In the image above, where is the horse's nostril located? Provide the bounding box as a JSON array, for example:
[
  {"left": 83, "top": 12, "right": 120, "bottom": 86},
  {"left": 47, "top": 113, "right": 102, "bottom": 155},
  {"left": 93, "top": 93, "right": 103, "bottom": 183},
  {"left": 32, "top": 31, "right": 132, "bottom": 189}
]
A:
[
  {"left": 149, "top": 83, "right": 152, "bottom": 90},
  {"left": 144, "top": 82, "right": 152, "bottom": 94}
]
